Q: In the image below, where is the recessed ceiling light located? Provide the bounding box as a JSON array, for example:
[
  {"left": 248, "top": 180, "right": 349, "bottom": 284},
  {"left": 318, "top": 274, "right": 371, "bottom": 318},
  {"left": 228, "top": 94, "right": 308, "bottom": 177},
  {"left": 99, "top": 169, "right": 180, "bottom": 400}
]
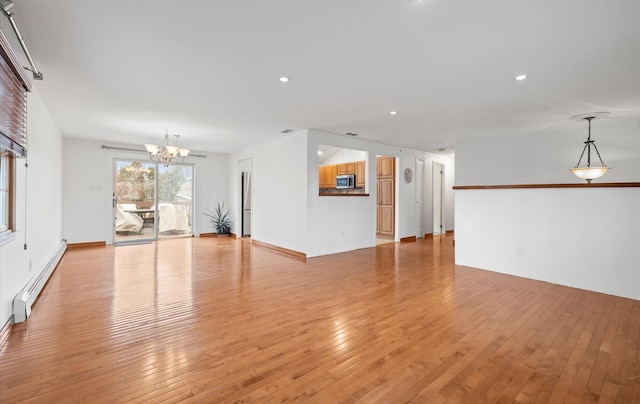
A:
[
  {"left": 279, "top": 76, "right": 290, "bottom": 83},
  {"left": 317, "top": 150, "right": 323, "bottom": 155},
  {"left": 389, "top": 111, "right": 398, "bottom": 115},
  {"left": 515, "top": 74, "right": 528, "bottom": 81}
]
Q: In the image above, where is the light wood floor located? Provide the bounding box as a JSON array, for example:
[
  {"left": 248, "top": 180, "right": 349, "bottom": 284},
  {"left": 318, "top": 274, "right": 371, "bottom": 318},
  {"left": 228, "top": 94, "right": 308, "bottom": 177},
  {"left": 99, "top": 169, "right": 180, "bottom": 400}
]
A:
[{"left": 1, "top": 235, "right": 639, "bottom": 403}]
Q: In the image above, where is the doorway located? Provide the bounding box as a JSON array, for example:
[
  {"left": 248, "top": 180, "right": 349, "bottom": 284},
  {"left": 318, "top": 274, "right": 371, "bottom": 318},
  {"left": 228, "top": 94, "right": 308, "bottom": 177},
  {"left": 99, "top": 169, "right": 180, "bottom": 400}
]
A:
[
  {"left": 376, "top": 155, "right": 395, "bottom": 242},
  {"left": 114, "top": 159, "right": 193, "bottom": 244},
  {"left": 433, "top": 161, "right": 444, "bottom": 235}
]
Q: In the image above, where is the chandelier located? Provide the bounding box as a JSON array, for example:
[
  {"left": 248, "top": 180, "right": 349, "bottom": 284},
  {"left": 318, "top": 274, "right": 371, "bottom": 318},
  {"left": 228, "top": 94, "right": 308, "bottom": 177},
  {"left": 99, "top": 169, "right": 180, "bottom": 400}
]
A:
[
  {"left": 144, "top": 130, "right": 190, "bottom": 167},
  {"left": 570, "top": 112, "right": 610, "bottom": 183}
]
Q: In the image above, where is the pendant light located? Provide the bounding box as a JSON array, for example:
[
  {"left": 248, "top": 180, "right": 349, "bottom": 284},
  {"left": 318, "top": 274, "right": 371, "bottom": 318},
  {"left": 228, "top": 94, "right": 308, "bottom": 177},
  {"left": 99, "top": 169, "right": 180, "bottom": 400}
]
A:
[
  {"left": 144, "top": 130, "right": 190, "bottom": 167},
  {"left": 570, "top": 112, "right": 610, "bottom": 183}
]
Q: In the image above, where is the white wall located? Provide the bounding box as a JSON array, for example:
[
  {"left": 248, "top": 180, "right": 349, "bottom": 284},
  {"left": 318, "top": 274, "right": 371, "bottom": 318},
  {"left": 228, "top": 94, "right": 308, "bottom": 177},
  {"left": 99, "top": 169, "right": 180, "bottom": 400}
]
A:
[
  {"left": 456, "top": 119, "right": 639, "bottom": 186},
  {"left": 0, "top": 89, "right": 63, "bottom": 327},
  {"left": 63, "top": 138, "right": 228, "bottom": 244},
  {"left": 230, "top": 131, "right": 308, "bottom": 253},
  {"left": 455, "top": 118, "right": 640, "bottom": 299},
  {"left": 321, "top": 148, "right": 367, "bottom": 165}
]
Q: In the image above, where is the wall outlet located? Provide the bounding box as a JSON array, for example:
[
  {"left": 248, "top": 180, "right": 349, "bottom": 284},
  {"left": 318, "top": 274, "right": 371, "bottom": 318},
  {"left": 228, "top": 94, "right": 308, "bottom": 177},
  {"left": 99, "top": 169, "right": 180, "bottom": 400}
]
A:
[{"left": 516, "top": 245, "right": 525, "bottom": 255}]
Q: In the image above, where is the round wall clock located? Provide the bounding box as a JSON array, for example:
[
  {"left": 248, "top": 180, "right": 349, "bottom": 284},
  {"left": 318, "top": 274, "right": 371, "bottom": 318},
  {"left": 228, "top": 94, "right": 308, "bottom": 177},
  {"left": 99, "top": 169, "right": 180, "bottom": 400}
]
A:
[{"left": 404, "top": 168, "right": 413, "bottom": 183}]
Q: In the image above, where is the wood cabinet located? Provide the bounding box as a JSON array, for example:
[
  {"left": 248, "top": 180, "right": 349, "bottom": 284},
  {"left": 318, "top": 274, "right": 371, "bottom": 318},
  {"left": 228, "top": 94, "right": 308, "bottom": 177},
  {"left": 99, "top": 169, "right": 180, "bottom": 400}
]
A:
[
  {"left": 319, "top": 160, "right": 364, "bottom": 190},
  {"left": 377, "top": 177, "right": 394, "bottom": 237},
  {"left": 377, "top": 156, "right": 394, "bottom": 178},
  {"left": 319, "top": 165, "right": 325, "bottom": 188},
  {"left": 324, "top": 164, "right": 337, "bottom": 189},
  {"left": 376, "top": 156, "right": 395, "bottom": 239},
  {"left": 337, "top": 162, "right": 355, "bottom": 175},
  {"left": 355, "top": 161, "right": 365, "bottom": 188}
]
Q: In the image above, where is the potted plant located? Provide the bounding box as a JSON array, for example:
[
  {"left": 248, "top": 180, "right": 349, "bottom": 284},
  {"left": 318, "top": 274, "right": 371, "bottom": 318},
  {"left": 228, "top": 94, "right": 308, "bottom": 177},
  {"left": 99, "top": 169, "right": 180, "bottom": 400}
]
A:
[{"left": 203, "top": 202, "right": 232, "bottom": 235}]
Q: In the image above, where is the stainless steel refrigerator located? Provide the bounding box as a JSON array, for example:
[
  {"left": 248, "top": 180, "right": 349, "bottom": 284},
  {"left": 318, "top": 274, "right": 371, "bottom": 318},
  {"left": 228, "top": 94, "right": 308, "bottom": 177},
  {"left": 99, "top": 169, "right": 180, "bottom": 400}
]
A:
[{"left": 241, "top": 172, "right": 252, "bottom": 237}]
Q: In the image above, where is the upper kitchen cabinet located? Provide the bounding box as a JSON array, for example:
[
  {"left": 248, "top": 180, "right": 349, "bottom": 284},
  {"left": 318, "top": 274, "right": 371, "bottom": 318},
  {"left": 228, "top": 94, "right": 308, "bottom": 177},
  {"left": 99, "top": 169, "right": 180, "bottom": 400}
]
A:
[
  {"left": 318, "top": 144, "right": 368, "bottom": 196},
  {"left": 355, "top": 161, "right": 365, "bottom": 188}
]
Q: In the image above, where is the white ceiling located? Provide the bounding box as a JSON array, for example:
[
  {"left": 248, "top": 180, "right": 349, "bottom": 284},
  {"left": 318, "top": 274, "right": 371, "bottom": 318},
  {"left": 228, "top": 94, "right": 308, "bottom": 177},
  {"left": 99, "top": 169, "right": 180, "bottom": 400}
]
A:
[{"left": 6, "top": 0, "right": 640, "bottom": 154}]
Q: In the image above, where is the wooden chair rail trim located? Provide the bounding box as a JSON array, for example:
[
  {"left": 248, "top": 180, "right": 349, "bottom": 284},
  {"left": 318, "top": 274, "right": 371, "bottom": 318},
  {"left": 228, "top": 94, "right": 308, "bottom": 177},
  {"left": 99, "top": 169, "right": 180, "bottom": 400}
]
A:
[
  {"left": 319, "top": 193, "right": 370, "bottom": 197},
  {"left": 251, "top": 239, "right": 307, "bottom": 262},
  {"left": 453, "top": 182, "right": 640, "bottom": 190}
]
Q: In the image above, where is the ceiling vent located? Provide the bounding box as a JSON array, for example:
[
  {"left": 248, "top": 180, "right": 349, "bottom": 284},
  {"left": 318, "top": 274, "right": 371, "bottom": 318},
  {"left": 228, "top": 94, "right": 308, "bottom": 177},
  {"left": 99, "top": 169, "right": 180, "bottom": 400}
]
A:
[{"left": 345, "top": 132, "right": 358, "bottom": 137}]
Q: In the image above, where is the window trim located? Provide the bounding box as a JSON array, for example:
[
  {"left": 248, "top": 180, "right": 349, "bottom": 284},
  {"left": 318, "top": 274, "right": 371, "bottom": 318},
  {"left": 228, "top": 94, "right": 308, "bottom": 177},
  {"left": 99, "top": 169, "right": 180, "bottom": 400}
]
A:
[{"left": 0, "top": 151, "right": 15, "bottom": 246}]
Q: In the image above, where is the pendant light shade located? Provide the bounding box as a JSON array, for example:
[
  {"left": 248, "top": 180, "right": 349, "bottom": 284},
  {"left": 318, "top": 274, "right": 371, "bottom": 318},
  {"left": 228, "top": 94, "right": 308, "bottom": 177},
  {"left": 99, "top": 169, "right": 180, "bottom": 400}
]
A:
[
  {"left": 570, "top": 112, "right": 610, "bottom": 183},
  {"left": 570, "top": 166, "right": 609, "bottom": 181}
]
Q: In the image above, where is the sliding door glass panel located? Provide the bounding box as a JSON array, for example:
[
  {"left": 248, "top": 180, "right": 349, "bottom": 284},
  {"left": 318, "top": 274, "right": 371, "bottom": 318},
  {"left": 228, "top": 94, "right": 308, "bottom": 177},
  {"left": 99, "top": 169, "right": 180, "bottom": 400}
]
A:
[
  {"left": 114, "top": 160, "right": 157, "bottom": 243},
  {"left": 157, "top": 164, "right": 193, "bottom": 238}
]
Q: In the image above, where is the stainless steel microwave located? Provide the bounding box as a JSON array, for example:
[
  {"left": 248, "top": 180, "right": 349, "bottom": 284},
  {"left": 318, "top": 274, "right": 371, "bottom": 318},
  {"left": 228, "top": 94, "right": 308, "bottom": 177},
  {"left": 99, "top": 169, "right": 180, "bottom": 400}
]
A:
[{"left": 336, "top": 174, "right": 355, "bottom": 189}]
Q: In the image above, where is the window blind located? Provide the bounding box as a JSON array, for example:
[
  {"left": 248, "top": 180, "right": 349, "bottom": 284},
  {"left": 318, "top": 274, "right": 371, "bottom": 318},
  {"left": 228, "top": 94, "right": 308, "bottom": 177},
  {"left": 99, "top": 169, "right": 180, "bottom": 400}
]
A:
[{"left": 0, "top": 27, "right": 30, "bottom": 157}]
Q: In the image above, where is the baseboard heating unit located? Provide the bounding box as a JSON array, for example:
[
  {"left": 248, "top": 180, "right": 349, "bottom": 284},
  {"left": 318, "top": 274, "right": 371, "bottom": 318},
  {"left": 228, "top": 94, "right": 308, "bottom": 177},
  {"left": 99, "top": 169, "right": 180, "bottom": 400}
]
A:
[{"left": 13, "top": 239, "right": 67, "bottom": 323}]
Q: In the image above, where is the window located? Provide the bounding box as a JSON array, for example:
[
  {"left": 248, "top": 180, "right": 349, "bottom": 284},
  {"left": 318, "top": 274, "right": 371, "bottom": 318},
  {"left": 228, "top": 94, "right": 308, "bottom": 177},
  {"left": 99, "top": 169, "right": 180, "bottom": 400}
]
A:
[
  {"left": 0, "top": 152, "right": 12, "bottom": 229},
  {"left": 0, "top": 28, "right": 30, "bottom": 245}
]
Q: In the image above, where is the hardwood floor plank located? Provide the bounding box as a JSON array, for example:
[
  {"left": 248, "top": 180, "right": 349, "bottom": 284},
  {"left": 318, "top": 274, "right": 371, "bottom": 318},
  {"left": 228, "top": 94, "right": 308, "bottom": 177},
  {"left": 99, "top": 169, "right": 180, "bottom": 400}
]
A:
[{"left": 1, "top": 235, "right": 639, "bottom": 403}]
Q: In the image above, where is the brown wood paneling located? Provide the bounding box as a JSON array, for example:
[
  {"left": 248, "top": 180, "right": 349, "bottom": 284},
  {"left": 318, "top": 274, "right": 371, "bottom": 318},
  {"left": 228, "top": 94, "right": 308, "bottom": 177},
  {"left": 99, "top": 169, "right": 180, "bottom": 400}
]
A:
[{"left": 2, "top": 235, "right": 638, "bottom": 402}]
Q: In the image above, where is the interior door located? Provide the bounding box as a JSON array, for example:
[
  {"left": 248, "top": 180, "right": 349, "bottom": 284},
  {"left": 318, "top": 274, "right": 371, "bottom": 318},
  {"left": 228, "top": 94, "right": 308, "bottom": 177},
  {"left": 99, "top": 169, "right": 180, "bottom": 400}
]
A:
[
  {"left": 416, "top": 159, "right": 424, "bottom": 238},
  {"left": 433, "top": 162, "right": 444, "bottom": 234},
  {"left": 114, "top": 160, "right": 157, "bottom": 244},
  {"left": 241, "top": 171, "right": 252, "bottom": 237}
]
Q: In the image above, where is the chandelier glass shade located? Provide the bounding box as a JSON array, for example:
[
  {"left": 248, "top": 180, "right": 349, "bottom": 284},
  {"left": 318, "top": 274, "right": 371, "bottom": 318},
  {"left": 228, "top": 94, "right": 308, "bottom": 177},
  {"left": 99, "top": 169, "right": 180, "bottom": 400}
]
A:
[
  {"left": 570, "top": 113, "right": 610, "bottom": 183},
  {"left": 145, "top": 131, "right": 190, "bottom": 167}
]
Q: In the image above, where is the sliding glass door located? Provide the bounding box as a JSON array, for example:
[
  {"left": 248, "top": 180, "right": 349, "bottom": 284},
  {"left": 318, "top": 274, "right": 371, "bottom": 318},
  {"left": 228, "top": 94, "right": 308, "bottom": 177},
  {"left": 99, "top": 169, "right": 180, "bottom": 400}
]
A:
[
  {"left": 114, "top": 160, "right": 193, "bottom": 244},
  {"left": 114, "top": 160, "right": 157, "bottom": 243},
  {"left": 157, "top": 164, "right": 193, "bottom": 238}
]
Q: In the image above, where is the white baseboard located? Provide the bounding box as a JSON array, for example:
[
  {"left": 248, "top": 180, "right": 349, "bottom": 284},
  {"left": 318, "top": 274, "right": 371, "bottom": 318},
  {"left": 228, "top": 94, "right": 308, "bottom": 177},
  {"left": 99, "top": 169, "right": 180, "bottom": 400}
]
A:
[{"left": 13, "top": 239, "right": 67, "bottom": 323}]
